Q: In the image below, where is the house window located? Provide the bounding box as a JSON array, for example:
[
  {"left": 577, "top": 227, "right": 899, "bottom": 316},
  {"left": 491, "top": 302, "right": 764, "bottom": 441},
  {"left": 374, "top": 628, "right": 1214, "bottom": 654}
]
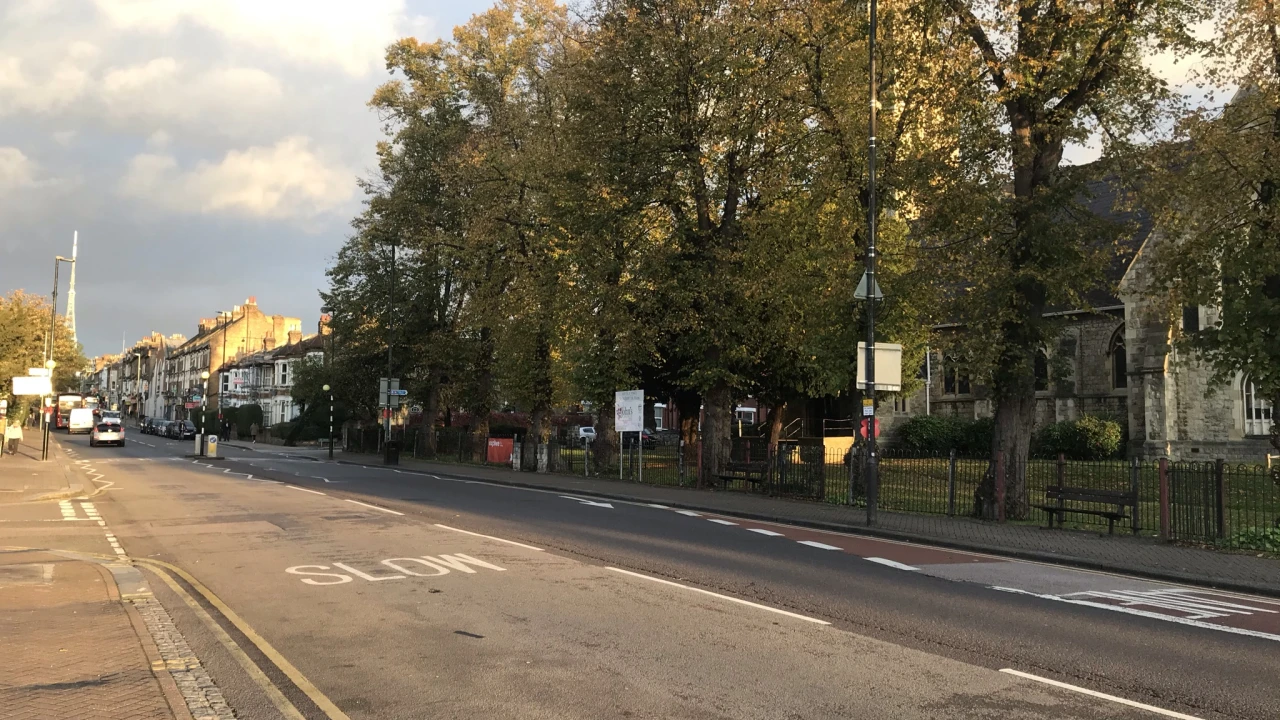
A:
[
  {"left": 653, "top": 403, "right": 666, "bottom": 431},
  {"left": 1182, "top": 305, "right": 1200, "bottom": 334},
  {"left": 279, "top": 363, "right": 289, "bottom": 386},
  {"left": 1110, "top": 327, "right": 1127, "bottom": 390},
  {"left": 893, "top": 396, "right": 909, "bottom": 413},
  {"left": 735, "top": 407, "right": 757, "bottom": 424},
  {"left": 943, "top": 357, "right": 970, "bottom": 396},
  {"left": 1034, "top": 350, "right": 1049, "bottom": 392},
  {"left": 221, "top": 374, "right": 229, "bottom": 393},
  {"left": 1244, "top": 379, "right": 1274, "bottom": 437}
]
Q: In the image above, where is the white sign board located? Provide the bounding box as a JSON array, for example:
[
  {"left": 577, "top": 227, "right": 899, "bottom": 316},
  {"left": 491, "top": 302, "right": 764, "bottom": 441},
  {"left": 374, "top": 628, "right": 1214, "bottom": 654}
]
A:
[
  {"left": 13, "top": 376, "right": 52, "bottom": 396},
  {"left": 614, "top": 389, "right": 644, "bottom": 432},
  {"left": 856, "top": 342, "right": 903, "bottom": 392},
  {"left": 27, "top": 368, "right": 51, "bottom": 377}
]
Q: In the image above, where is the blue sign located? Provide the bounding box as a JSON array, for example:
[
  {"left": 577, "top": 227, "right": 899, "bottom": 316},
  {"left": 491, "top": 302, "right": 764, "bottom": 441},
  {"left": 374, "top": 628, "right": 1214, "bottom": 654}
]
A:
[{"left": 388, "top": 389, "right": 409, "bottom": 396}]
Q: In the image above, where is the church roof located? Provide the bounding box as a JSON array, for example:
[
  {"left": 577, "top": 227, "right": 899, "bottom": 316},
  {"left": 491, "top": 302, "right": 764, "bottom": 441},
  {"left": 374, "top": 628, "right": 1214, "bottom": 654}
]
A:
[{"left": 1077, "top": 177, "right": 1153, "bottom": 309}]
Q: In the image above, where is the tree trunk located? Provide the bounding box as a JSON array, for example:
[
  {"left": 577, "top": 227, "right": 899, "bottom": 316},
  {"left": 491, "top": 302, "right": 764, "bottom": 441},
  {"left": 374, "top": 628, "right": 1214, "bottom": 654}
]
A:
[
  {"left": 675, "top": 391, "right": 701, "bottom": 486},
  {"left": 700, "top": 383, "right": 732, "bottom": 485},
  {"left": 422, "top": 381, "right": 440, "bottom": 457},
  {"left": 593, "top": 401, "right": 616, "bottom": 475},
  {"left": 766, "top": 401, "right": 786, "bottom": 451},
  {"left": 525, "top": 407, "right": 546, "bottom": 472},
  {"left": 977, "top": 370, "right": 1037, "bottom": 520}
]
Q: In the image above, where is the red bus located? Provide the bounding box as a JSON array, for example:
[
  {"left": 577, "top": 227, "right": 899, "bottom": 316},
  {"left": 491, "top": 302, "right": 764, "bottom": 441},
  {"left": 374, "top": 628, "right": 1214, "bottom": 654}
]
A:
[{"left": 56, "top": 394, "right": 84, "bottom": 430}]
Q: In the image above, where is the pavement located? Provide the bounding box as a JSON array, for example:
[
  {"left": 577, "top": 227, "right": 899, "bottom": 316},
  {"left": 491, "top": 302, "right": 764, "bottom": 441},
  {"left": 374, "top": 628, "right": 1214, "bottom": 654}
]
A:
[
  {"left": 6, "top": 430, "right": 1280, "bottom": 719},
  {"left": 224, "top": 441, "right": 1280, "bottom": 598},
  {"left": 0, "top": 436, "right": 85, "bottom": 503}
]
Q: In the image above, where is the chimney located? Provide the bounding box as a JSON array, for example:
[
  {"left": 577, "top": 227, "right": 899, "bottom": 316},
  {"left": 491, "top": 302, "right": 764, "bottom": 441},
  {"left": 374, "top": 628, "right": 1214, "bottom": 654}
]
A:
[
  {"left": 287, "top": 330, "right": 302, "bottom": 346},
  {"left": 319, "top": 314, "right": 332, "bottom": 336},
  {"left": 246, "top": 296, "right": 257, "bottom": 306}
]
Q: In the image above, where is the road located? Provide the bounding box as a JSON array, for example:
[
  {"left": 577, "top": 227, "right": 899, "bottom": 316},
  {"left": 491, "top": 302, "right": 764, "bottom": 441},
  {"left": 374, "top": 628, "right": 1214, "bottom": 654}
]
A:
[{"left": 9, "top": 430, "right": 1279, "bottom": 719}]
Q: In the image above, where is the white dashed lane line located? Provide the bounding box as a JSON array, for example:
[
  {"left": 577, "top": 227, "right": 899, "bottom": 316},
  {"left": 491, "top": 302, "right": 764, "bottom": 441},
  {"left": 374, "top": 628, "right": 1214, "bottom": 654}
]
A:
[
  {"left": 866, "top": 557, "right": 919, "bottom": 571},
  {"left": 706, "top": 519, "right": 738, "bottom": 526},
  {"left": 343, "top": 499, "right": 404, "bottom": 516},
  {"left": 797, "top": 540, "right": 843, "bottom": 551},
  {"left": 285, "top": 485, "right": 327, "bottom": 496},
  {"left": 674, "top": 510, "right": 702, "bottom": 517},
  {"left": 747, "top": 528, "right": 784, "bottom": 537}
]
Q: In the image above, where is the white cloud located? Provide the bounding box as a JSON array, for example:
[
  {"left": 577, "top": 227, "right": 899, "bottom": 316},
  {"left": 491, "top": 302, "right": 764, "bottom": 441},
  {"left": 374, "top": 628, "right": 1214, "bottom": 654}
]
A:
[
  {"left": 99, "top": 58, "right": 283, "bottom": 131},
  {"left": 94, "top": 0, "right": 412, "bottom": 76},
  {"left": 120, "top": 136, "right": 356, "bottom": 220},
  {"left": 0, "top": 147, "right": 36, "bottom": 190},
  {"left": 0, "top": 43, "right": 98, "bottom": 116}
]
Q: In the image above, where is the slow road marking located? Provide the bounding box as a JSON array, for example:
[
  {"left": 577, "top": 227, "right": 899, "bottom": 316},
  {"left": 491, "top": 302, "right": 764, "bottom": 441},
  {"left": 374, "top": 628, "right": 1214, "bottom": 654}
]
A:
[
  {"left": 999, "top": 668, "right": 1203, "bottom": 719},
  {"left": 606, "top": 567, "right": 830, "bottom": 626},
  {"left": 286, "top": 554, "right": 507, "bottom": 586}
]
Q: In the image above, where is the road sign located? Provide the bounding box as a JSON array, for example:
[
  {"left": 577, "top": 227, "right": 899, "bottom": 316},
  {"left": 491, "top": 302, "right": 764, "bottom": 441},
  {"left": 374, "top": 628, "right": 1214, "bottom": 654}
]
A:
[
  {"left": 184, "top": 402, "right": 199, "bottom": 409},
  {"left": 615, "top": 389, "right": 643, "bottom": 432},
  {"left": 191, "top": 395, "right": 204, "bottom": 402},
  {"left": 859, "top": 418, "right": 881, "bottom": 439},
  {"left": 856, "top": 342, "right": 903, "bottom": 392},
  {"left": 12, "top": 376, "right": 52, "bottom": 396},
  {"left": 27, "top": 367, "right": 51, "bottom": 377},
  {"left": 388, "top": 389, "right": 408, "bottom": 396}
]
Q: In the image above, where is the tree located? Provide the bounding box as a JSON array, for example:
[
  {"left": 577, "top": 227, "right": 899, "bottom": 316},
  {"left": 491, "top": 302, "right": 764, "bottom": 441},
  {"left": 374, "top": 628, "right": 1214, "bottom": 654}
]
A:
[
  {"left": 0, "top": 290, "right": 86, "bottom": 421},
  {"left": 938, "top": 0, "right": 1208, "bottom": 517},
  {"left": 1147, "top": 0, "right": 1280, "bottom": 451}
]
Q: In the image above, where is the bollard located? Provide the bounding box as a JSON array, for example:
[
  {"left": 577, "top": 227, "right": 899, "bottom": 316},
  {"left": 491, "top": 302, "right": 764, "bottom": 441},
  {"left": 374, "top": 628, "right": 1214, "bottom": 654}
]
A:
[
  {"left": 206, "top": 434, "right": 218, "bottom": 459},
  {"left": 1158, "top": 457, "right": 1170, "bottom": 541}
]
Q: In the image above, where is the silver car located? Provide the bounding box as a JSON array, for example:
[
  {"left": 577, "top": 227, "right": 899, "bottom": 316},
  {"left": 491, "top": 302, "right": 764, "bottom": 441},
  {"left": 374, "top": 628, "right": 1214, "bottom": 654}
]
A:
[{"left": 90, "top": 422, "right": 126, "bottom": 448}]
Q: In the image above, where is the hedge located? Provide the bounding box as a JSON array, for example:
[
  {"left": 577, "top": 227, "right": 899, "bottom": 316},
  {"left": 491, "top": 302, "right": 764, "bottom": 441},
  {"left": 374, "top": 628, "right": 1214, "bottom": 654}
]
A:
[
  {"left": 1034, "top": 415, "right": 1123, "bottom": 460},
  {"left": 898, "top": 415, "right": 993, "bottom": 455}
]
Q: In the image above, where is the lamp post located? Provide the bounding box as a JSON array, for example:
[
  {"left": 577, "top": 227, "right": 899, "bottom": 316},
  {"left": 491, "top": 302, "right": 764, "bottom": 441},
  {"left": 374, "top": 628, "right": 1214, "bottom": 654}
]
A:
[
  {"left": 44, "top": 254, "right": 74, "bottom": 461},
  {"left": 863, "top": 0, "right": 882, "bottom": 525},
  {"left": 323, "top": 384, "right": 333, "bottom": 460},
  {"left": 41, "top": 359, "right": 56, "bottom": 461},
  {"left": 198, "top": 370, "right": 210, "bottom": 455}
]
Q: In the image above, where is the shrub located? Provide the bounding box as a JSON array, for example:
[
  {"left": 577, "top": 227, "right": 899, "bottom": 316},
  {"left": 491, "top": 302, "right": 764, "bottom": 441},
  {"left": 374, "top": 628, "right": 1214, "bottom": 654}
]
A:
[
  {"left": 1229, "top": 527, "right": 1280, "bottom": 554},
  {"left": 1035, "top": 415, "right": 1123, "bottom": 460},
  {"left": 899, "top": 416, "right": 960, "bottom": 454},
  {"left": 237, "top": 405, "right": 264, "bottom": 437},
  {"left": 959, "top": 417, "right": 994, "bottom": 455}
]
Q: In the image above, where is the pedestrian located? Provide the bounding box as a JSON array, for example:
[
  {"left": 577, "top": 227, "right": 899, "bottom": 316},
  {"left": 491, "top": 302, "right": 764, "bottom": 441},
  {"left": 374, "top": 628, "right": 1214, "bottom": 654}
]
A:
[
  {"left": 250, "top": 422, "right": 259, "bottom": 444},
  {"left": 221, "top": 420, "right": 230, "bottom": 441},
  {"left": 4, "top": 420, "right": 23, "bottom": 456}
]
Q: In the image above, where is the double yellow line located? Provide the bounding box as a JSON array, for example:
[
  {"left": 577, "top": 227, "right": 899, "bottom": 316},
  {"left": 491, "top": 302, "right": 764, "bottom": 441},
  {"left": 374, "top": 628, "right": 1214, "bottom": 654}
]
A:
[{"left": 136, "top": 558, "right": 350, "bottom": 720}]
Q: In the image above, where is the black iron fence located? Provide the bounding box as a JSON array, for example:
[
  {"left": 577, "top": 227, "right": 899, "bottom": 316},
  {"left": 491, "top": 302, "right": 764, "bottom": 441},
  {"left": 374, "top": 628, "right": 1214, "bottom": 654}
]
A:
[{"left": 340, "top": 425, "right": 1280, "bottom": 553}]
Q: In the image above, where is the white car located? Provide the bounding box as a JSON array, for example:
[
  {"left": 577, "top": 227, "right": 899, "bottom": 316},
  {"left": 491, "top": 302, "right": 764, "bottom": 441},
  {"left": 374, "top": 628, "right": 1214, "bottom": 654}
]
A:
[
  {"left": 578, "top": 426, "right": 597, "bottom": 443},
  {"left": 100, "top": 411, "right": 123, "bottom": 425},
  {"left": 90, "top": 422, "right": 125, "bottom": 448}
]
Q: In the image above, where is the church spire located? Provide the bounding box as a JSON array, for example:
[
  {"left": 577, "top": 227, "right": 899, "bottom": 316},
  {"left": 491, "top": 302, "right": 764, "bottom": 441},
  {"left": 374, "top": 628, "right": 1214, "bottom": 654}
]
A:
[{"left": 67, "top": 231, "right": 78, "bottom": 344}]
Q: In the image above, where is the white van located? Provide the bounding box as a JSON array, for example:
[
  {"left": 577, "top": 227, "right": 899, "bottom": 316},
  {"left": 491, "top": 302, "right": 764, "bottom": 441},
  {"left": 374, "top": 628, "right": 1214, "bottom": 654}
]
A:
[{"left": 69, "top": 407, "right": 95, "bottom": 434}]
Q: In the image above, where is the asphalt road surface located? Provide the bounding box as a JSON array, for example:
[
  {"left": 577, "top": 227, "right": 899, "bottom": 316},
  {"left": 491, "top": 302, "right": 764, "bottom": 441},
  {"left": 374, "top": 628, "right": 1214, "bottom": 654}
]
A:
[{"left": 13, "top": 431, "right": 1279, "bottom": 719}]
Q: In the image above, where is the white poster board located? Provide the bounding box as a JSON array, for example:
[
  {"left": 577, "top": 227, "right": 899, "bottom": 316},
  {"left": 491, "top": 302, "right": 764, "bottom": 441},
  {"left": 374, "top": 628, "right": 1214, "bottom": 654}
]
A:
[
  {"left": 13, "top": 376, "right": 52, "bottom": 396},
  {"left": 856, "top": 342, "right": 903, "bottom": 392},
  {"left": 614, "top": 389, "right": 644, "bottom": 432}
]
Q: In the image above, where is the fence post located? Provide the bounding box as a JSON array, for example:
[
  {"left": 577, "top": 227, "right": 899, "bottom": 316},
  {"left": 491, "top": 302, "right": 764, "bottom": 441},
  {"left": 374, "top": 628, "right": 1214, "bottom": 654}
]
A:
[
  {"left": 995, "top": 451, "right": 1006, "bottom": 523},
  {"left": 1214, "top": 458, "right": 1226, "bottom": 540},
  {"left": 1130, "top": 457, "right": 1140, "bottom": 533},
  {"left": 1158, "top": 457, "right": 1170, "bottom": 541},
  {"left": 946, "top": 449, "right": 957, "bottom": 517}
]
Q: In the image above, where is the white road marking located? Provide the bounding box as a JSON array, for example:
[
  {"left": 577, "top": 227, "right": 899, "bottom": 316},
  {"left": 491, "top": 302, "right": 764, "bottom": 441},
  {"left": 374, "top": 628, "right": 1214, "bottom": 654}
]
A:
[
  {"left": 433, "top": 524, "right": 544, "bottom": 552},
  {"left": 343, "top": 499, "right": 404, "bottom": 516},
  {"left": 59, "top": 500, "right": 77, "bottom": 520},
  {"left": 647, "top": 504, "right": 670, "bottom": 509},
  {"left": 560, "top": 495, "right": 614, "bottom": 509},
  {"left": 747, "top": 528, "right": 784, "bottom": 537},
  {"left": 992, "top": 587, "right": 1280, "bottom": 643},
  {"left": 866, "top": 557, "right": 918, "bottom": 571},
  {"left": 606, "top": 567, "right": 830, "bottom": 626},
  {"left": 1063, "top": 588, "right": 1277, "bottom": 621},
  {"left": 706, "top": 519, "right": 738, "bottom": 526},
  {"left": 797, "top": 540, "right": 842, "bottom": 551},
  {"left": 675, "top": 510, "right": 702, "bottom": 517},
  {"left": 286, "top": 485, "right": 327, "bottom": 496},
  {"left": 998, "top": 669, "right": 1203, "bottom": 719}
]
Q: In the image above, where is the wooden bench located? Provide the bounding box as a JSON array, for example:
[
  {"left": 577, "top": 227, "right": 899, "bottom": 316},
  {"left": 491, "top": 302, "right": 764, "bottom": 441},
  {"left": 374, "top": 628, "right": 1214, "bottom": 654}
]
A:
[
  {"left": 715, "top": 460, "right": 770, "bottom": 488},
  {"left": 1033, "top": 485, "right": 1138, "bottom": 534}
]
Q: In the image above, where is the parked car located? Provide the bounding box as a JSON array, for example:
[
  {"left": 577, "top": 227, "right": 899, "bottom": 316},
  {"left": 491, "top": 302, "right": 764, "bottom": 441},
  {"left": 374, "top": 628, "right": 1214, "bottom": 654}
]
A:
[
  {"left": 89, "top": 422, "right": 125, "bottom": 448},
  {"left": 578, "top": 426, "right": 597, "bottom": 443},
  {"left": 151, "top": 420, "right": 168, "bottom": 437},
  {"left": 177, "top": 421, "right": 197, "bottom": 440},
  {"left": 623, "top": 428, "right": 657, "bottom": 450}
]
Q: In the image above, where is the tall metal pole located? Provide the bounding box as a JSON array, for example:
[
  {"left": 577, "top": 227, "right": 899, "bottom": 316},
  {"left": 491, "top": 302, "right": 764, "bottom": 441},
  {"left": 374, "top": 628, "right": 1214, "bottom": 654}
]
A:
[
  {"left": 864, "top": 0, "right": 881, "bottom": 524},
  {"left": 329, "top": 390, "right": 335, "bottom": 460},
  {"left": 384, "top": 241, "right": 396, "bottom": 460},
  {"left": 43, "top": 258, "right": 62, "bottom": 461}
]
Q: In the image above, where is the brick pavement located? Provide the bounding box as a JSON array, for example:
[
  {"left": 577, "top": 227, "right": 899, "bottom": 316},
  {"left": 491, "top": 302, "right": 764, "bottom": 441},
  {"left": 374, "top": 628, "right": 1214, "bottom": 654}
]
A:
[
  {"left": 300, "top": 447, "right": 1280, "bottom": 598},
  {"left": 0, "top": 549, "right": 190, "bottom": 720}
]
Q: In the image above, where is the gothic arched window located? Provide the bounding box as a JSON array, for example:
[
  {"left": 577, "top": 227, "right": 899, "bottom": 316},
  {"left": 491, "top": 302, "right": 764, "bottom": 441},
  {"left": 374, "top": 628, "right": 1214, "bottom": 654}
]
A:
[
  {"left": 1110, "top": 326, "right": 1127, "bottom": 390},
  {"left": 1244, "top": 378, "right": 1274, "bottom": 437}
]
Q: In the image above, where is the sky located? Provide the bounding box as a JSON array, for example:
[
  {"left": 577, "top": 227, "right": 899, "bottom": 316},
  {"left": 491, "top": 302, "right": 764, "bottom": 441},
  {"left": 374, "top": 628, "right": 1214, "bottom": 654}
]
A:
[
  {"left": 0, "top": 0, "right": 494, "bottom": 358},
  {"left": 0, "top": 1, "right": 1205, "bottom": 360}
]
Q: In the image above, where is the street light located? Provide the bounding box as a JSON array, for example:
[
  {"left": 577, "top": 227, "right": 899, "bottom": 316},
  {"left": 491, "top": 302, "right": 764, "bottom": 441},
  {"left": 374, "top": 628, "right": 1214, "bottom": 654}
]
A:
[
  {"left": 43, "top": 254, "right": 74, "bottom": 462},
  {"left": 323, "top": 384, "right": 333, "bottom": 460},
  {"left": 41, "top": 359, "right": 56, "bottom": 461}
]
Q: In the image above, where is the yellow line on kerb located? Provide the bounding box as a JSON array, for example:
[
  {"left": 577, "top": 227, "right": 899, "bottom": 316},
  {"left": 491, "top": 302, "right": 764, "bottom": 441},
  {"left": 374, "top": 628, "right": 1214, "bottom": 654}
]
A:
[
  {"left": 137, "top": 558, "right": 352, "bottom": 720},
  {"left": 143, "top": 563, "right": 306, "bottom": 720}
]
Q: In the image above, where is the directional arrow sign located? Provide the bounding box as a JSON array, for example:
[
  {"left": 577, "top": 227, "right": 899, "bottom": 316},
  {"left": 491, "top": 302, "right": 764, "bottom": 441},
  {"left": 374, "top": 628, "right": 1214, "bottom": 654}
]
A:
[
  {"left": 560, "top": 495, "right": 614, "bottom": 509},
  {"left": 388, "top": 389, "right": 409, "bottom": 396}
]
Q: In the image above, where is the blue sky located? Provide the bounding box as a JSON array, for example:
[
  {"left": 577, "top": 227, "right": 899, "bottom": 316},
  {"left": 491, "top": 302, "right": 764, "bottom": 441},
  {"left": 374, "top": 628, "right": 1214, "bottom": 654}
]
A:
[{"left": 0, "top": 0, "right": 496, "bottom": 358}]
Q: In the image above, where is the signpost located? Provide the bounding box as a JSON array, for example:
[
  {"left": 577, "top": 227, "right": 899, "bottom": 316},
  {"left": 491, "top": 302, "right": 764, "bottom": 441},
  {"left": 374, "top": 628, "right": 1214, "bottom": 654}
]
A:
[
  {"left": 615, "top": 390, "right": 644, "bottom": 482},
  {"left": 12, "top": 376, "right": 52, "bottom": 397}
]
